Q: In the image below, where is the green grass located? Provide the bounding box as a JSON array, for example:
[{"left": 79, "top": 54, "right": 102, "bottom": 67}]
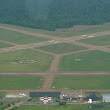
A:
[
  {"left": 38, "top": 43, "right": 86, "bottom": 54},
  {"left": 53, "top": 75, "right": 110, "bottom": 90},
  {"left": 0, "top": 76, "right": 43, "bottom": 90},
  {"left": 0, "top": 28, "right": 48, "bottom": 44},
  {"left": 0, "top": 49, "right": 53, "bottom": 72},
  {"left": 0, "top": 92, "right": 5, "bottom": 98},
  {"left": 1, "top": 23, "right": 110, "bottom": 37},
  {"left": 79, "top": 35, "right": 110, "bottom": 46},
  {"left": 0, "top": 41, "right": 13, "bottom": 48},
  {"left": 17, "top": 104, "right": 109, "bottom": 110},
  {"left": 54, "top": 24, "right": 110, "bottom": 37},
  {"left": 17, "top": 105, "right": 90, "bottom": 110},
  {"left": 59, "top": 50, "right": 110, "bottom": 72}
]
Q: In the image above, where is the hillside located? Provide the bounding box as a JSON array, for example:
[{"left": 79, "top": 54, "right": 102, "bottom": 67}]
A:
[{"left": 0, "top": 0, "right": 110, "bottom": 30}]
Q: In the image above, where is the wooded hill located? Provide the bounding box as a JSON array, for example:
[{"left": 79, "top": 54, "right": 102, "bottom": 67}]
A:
[{"left": 0, "top": 0, "right": 110, "bottom": 30}]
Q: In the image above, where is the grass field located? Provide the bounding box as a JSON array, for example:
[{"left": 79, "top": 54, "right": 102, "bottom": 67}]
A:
[
  {"left": 0, "top": 76, "right": 43, "bottom": 90},
  {"left": 0, "top": 92, "right": 5, "bottom": 98},
  {"left": 59, "top": 50, "right": 110, "bottom": 72},
  {"left": 0, "top": 29, "right": 48, "bottom": 44},
  {"left": 0, "top": 49, "right": 53, "bottom": 72},
  {"left": 1, "top": 23, "right": 110, "bottom": 37},
  {"left": 0, "top": 41, "right": 13, "bottom": 48},
  {"left": 17, "top": 104, "right": 109, "bottom": 110},
  {"left": 53, "top": 75, "right": 110, "bottom": 90},
  {"left": 79, "top": 35, "right": 110, "bottom": 46},
  {"left": 17, "top": 105, "right": 90, "bottom": 110},
  {"left": 38, "top": 43, "right": 86, "bottom": 54}
]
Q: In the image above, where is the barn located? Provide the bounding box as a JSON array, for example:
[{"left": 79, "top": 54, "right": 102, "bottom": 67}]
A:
[
  {"left": 30, "top": 92, "right": 61, "bottom": 98},
  {"left": 102, "top": 94, "right": 110, "bottom": 102},
  {"left": 30, "top": 92, "right": 61, "bottom": 104}
]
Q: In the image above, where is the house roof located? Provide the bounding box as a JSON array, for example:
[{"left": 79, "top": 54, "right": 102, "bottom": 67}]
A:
[
  {"left": 102, "top": 94, "right": 110, "bottom": 99},
  {"left": 30, "top": 92, "right": 61, "bottom": 98},
  {"left": 86, "top": 92, "right": 101, "bottom": 101},
  {"left": 63, "top": 97, "right": 77, "bottom": 101}
]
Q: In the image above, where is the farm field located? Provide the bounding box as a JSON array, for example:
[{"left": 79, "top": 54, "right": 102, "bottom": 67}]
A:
[
  {"left": 0, "top": 41, "right": 13, "bottom": 48},
  {"left": 0, "top": 76, "right": 43, "bottom": 90},
  {"left": 59, "top": 50, "right": 110, "bottom": 72},
  {"left": 79, "top": 35, "right": 110, "bottom": 46},
  {"left": 0, "top": 28, "right": 48, "bottom": 44},
  {"left": 17, "top": 104, "right": 109, "bottom": 110},
  {"left": 1, "top": 23, "right": 110, "bottom": 37},
  {"left": 37, "top": 43, "right": 86, "bottom": 54},
  {"left": 0, "top": 50, "right": 53, "bottom": 72},
  {"left": 0, "top": 92, "right": 5, "bottom": 98},
  {"left": 53, "top": 75, "right": 110, "bottom": 90},
  {"left": 17, "top": 105, "right": 90, "bottom": 110}
]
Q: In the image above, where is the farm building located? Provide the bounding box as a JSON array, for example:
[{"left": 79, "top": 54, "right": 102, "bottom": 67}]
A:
[
  {"left": 61, "top": 90, "right": 85, "bottom": 98},
  {"left": 30, "top": 92, "right": 61, "bottom": 104},
  {"left": 60, "top": 90, "right": 85, "bottom": 102},
  {"left": 30, "top": 92, "right": 61, "bottom": 98},
  {"left": 62, "top": 97, "right": 77, "bottom": 102},
  {"left": 84, "top": 92, "right": 101, "bottom": 103},
  {"left": 102, "top": 94, "right": 110, "bottom": 102}
]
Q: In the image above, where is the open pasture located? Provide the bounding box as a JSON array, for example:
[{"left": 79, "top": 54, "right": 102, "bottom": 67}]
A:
[
  {"left": 17, "top": 105, "right": 90, "bottom": 110},
  {"left": 0, "top": 49, "right": 53, "bottom": 72},
  {"left": 0, "top": 41, "right": 13, "bottom": 48},
  {"left": 59, "top": 50, "right": 110, "bottom": 72},
  {"left": 38, "top": 43, "right": 86, "bottom": 54},
  {"left": 0, "top": 92, "right": 5, "bottom": 98},
  {"left": 79, "top": 35, "right": 110, "bottom": 46},
  {"left": 53, "top": 75, "right": 110, "bottom": 90},
  {"left": 0, "top": 76, "right": 43, "bottom": 90},
  {"left": 17, "top": 104, "right": 109, "bottom": 110},
  {"left": 0, "top": 28, "right": 48, "bottom": 44},
  {"left": 1, "top": 23, "right": 110, "bottom": 37}
]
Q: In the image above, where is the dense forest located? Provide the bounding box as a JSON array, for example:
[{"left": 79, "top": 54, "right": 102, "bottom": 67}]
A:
[{"left": 0, "top": 0, "right": 110, "bottom": 30}]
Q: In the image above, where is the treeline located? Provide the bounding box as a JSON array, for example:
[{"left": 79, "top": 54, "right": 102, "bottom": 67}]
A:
[{"left": 0, "top": 0, "right": 110, "bottom": 30}]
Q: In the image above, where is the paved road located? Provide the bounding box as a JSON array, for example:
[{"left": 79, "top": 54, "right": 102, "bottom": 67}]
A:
[
  {"left": 0, "top": 72, "right": 110, "bottom": 76},
  {"left": 0, "top": 40, "right": 59, "bottom": 53},
  {"left": 1, "top": 89, "right": 110, "bottom": 93}
]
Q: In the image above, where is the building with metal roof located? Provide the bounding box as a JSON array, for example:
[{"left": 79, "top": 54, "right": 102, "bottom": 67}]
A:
[
  {"left": 102, "top": 94, "right": 110, "bottom": 102},
  {"left": 30, "top": 92, "right": 61, "bottom": 98}
]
